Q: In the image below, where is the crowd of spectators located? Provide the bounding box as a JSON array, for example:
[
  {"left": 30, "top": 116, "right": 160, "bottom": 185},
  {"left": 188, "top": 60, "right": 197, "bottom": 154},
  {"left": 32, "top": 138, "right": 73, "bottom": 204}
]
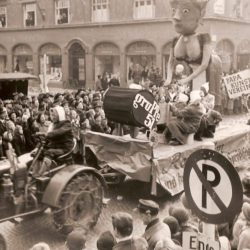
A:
[
  {"left": 26, "top": 182, "right": 250, "bottom": 249},
  {"left": 0, "top": 89, "right": 113, "bottom": 159}
]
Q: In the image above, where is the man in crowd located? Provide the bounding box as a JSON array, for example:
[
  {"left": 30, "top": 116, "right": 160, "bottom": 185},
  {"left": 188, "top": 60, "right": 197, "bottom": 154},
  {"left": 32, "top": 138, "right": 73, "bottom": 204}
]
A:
[
  {"left": 138, "top": 199, "right": 182, "bottom": 250},
  {"left": 112, "top": 212, "right": 148, "bottom": 250}
]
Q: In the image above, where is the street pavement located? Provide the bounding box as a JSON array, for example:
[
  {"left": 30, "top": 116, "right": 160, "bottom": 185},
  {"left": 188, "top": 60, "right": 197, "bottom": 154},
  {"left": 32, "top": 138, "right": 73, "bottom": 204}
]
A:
[{"left": 1, "top": 112, "right": 250, "bottom": 250}]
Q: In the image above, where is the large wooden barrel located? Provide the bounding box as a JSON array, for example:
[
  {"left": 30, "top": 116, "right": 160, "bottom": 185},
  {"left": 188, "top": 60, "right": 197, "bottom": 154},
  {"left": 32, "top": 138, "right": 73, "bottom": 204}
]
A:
[{"left": 103, "top": 87, "right": 160, "bottom": 129}]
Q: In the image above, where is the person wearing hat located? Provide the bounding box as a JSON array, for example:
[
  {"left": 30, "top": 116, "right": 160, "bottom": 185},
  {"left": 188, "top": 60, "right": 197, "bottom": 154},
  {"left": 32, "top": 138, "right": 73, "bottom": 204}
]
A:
[
  {"left": 93, "top": 101, "right": 105, "bottom": 119},
  {"left": 237, "top": 202, "right": 250, "bottom": 250},
  {"left": 138, "top": 199, "right": 180, "bottom": 250},
  {"left": 32, "top": 106, "right": 74, "bottom": 176},
  {"left": 66, "top": 230, "right": 86, "bottom": 250},
  {"left": 112, "top": 212, "right": 148, "bottom": 250}
]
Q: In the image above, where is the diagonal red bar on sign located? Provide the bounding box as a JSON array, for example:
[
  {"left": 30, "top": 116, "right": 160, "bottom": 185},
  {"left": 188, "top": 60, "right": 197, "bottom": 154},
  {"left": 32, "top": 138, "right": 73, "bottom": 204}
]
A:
[{"left": 192, "top": 162, "right": 227, "bottom": 212}]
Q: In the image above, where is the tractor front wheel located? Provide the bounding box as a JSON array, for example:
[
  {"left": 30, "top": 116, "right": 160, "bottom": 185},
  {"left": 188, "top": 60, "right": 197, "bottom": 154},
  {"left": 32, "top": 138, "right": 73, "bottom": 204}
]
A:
[{"left": 53, "top": 173, "right": 103, "bottom": 234}]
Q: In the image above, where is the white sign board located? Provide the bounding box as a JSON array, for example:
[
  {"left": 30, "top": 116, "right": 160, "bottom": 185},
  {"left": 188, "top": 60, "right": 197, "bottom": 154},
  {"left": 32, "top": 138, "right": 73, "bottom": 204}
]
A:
[
  {"left": 214, "top": 0, "right": 225, "bottom": 15},
  {"left": 222, "top": 69, "right": 250, "bottom": 99},
  {"left": 184, "top": 149, "right": 243, "bottom": 224},
  {"left": 183, "top": 232, "right": 220, "bottom": 250}
]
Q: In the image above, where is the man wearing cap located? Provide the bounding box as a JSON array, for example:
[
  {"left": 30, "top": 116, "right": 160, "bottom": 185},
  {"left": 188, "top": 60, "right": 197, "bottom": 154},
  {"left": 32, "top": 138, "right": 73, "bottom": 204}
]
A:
[
  {"left": 112, "top": 212, "right": 148, "bottom": 250},
  {"left": 138, "top": 199, "right": 182, "bottom": 250}
]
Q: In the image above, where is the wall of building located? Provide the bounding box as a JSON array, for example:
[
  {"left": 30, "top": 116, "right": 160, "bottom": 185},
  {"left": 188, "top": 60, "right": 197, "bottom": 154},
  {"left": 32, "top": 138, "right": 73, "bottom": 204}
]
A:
[{"left": 0, "top": 0, "right": 249, "bottom": 88}]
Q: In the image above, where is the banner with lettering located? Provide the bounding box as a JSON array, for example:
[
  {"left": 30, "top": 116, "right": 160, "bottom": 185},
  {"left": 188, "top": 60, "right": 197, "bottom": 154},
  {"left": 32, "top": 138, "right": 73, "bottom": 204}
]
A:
[
  {"left": 215, "top": 124, "right": 250, "bottom": 169},
  {"left": 84, "top": 124, "right": 250, "bottom": 196},
  {"left": 222, "top": 69, "right": 250, "bottom": 99},
  {"left": 84, "top": 131, "right": 214, "bottom": 196},
  {"left": 155, "top": 141, "right": 214, "bottom": 195}
]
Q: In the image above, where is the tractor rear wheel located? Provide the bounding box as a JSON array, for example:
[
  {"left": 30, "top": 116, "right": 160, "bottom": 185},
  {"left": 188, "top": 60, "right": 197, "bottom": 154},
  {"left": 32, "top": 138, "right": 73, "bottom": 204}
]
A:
[{"left": 53, "top": 173, "right": 103, "bottom": 235}]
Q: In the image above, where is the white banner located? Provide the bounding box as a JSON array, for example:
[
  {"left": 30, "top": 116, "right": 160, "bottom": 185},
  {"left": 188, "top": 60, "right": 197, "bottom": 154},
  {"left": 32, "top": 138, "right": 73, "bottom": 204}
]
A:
[{"left": 222, "top": 69, "right": 250, "bottom": 99}]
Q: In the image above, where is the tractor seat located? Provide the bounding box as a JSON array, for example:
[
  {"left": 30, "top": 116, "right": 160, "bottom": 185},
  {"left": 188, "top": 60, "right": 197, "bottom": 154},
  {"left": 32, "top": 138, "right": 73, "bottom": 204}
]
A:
[
  {"left": 0, "top": 159, "right": 11, "bottom": 175},
  {"left": 56, "top": 138, "right": 77, "bottom": 163}
]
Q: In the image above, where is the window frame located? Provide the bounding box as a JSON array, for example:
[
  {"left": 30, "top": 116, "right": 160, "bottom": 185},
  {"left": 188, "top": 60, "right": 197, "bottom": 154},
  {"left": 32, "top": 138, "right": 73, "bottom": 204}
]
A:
[
  {"left": 92, "top": 0, "right": 110, "bottom": 22},
  {"left": 23, "top": 2, "right": 37, "bottom": 27},
  {"left": 55, "top": 0, "right": 70, "bottom": 25},
  {"left": 133, "top": 0, "right": 156, "bottom": 20},
  {"left": 0, "top": 6, "right": 7, "bottom": 28}
]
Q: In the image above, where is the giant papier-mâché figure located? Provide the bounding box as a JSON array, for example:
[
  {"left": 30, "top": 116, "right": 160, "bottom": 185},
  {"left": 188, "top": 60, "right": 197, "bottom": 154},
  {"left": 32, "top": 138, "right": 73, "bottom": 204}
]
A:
[{"left": 166, "top": 0, "right": 222, "bottom": 109}]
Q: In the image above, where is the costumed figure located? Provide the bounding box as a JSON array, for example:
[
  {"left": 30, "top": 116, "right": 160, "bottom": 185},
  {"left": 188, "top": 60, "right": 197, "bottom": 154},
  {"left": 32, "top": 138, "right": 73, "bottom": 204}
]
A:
[
  {"left": 165, "top": 0, "right": 223, "bottom": 110},
  {"left": 164, "top": 90, "right": 205, "bottom": 145}
]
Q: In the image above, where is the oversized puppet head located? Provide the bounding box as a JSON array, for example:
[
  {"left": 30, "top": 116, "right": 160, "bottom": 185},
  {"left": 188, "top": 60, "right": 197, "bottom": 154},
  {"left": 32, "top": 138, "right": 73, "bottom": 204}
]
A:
[{"left": 170, "top": 0, "right": 209, "bottom": 35}]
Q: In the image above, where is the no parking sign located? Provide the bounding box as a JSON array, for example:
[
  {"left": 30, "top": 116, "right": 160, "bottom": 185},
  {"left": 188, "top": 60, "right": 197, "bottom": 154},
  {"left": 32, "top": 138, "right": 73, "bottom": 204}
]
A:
[{"left": 184, "top": 149, "right": 243, "bottom": 224}]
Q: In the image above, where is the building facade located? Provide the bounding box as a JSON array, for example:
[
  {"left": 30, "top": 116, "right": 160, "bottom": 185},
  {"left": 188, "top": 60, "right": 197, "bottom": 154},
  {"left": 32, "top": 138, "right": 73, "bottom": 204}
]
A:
[{"left": 0, "top": 0, "right": 249, "bottom": 88}]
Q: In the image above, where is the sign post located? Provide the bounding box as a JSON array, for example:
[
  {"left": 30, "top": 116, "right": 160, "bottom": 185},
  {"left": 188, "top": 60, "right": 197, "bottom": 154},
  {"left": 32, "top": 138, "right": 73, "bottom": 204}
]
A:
[{"left": 184, "top": 149, "right": 243, "bottom": 225}]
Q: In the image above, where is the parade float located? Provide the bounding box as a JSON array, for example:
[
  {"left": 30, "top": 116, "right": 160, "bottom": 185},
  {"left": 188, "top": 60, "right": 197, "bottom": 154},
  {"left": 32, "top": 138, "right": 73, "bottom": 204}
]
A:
[
  {"left": 84, "top": 86, "right": 250, "bottom": 196},
  {"left": 84, "top": 0, "right": 250, "bottom": 197}
]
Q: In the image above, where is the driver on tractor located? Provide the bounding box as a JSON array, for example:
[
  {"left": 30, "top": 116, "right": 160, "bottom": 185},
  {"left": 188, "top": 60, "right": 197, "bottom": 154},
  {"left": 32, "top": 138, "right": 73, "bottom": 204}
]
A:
[{"left": 32, "top": 106, "right": 74, "bottom": 177}]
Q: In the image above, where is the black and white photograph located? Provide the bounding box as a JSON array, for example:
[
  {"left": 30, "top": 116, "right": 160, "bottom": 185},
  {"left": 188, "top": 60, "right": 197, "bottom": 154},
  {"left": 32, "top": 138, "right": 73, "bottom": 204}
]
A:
[{"left": 0, "top": 0, "right": 250, "bottom": 249}]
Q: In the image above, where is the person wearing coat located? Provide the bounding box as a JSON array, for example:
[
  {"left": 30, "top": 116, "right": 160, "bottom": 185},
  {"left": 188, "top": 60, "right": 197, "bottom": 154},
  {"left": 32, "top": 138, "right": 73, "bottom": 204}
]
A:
[
  {"left": 12, "top": 124, "right": 26, "bottom": 156},
  {"left": 164, "top": 91, "right": 205, "bottom": 145},
  {"left": 33, "top": 106, "right": 74, "bottom": 176},
  {"left": 138, "top": 199, "right": 181, "bottom": 250}
]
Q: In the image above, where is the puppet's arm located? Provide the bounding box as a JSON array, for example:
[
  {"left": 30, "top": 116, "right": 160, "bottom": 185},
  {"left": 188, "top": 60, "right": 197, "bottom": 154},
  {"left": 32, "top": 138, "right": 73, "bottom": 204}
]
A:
[{"left": 165, "top": 48, "right": 174, "bottom": 86}]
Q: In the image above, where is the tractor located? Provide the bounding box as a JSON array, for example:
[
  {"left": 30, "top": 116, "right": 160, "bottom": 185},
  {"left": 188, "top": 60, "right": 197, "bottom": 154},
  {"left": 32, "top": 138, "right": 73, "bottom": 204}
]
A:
[{"left": 0, "top": 134, "right": 105, "bottom": 234}]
